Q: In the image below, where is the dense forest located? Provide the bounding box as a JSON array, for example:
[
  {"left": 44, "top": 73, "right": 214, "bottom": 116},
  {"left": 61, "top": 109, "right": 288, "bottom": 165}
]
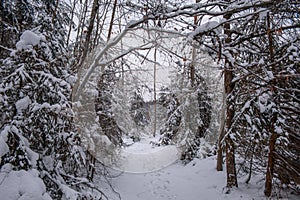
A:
[{"left": 0, "top": 0, "right": 299, "bottom": 199}]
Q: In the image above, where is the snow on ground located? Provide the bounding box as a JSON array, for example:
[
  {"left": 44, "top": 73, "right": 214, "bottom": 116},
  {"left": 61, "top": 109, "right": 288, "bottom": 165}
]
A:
[
  {"left": 100, "top": 155, "right": 295, "bottom": 200},
  {"left": 107, "top": 136, "right": 180, "bottom": 173},
  {"left": 0, "top": 164, "right": 51, "bottom": 200}
]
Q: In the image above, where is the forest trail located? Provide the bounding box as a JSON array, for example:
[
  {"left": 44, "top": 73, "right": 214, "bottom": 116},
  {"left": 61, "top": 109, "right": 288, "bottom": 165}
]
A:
[
  {"left": 99, "top": 156, "right": 272, "bottom": 200},
  {"left": 114, "top": 136, "right": 180, "bottom": 173}
]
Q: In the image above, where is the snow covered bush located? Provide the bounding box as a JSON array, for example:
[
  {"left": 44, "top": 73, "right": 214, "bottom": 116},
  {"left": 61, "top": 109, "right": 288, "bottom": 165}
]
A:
[
  {"left": 0, "top": 164, "right": 52, "bottom": 200},
  {"left": 0, "top": 28, "right": 85, "bottom": 199}
]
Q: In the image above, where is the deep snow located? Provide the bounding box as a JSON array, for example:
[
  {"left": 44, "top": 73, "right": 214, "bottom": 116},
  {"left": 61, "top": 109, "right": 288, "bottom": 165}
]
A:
[{"left": 100, "top": 156, "right": 295, "bottom": 200}]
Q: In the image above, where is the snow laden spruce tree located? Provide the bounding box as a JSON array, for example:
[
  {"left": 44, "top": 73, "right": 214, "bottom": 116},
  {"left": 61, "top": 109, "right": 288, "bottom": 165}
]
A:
[
  {"left": 0, "top": 1, "right": 106, "bottom": 199},
  {"left": 157, "top": 58, "right": 214, "bottom": 163},
  {"left": 95, "top": 63, "right": 124, "bottom": 146}
]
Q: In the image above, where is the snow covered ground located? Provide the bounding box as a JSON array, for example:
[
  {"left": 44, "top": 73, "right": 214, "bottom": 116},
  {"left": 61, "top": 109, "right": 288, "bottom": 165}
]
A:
[
  {"left": 0, "top": 147, "right": 297, "bottom": 200},
  {"left": 0, "top": 134, "right": 296, "bottom": 200},
  {"left": 107, "top": 137, "right": 180, "bottom": 173},
  {"left": 101, "top": 156, "right": 296, "bottom": 200},
  {"left": 0, "top": 164, "right": 51, "bottom": 200}
]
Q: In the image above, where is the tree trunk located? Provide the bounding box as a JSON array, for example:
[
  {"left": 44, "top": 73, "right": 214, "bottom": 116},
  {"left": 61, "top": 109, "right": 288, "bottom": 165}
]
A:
[
  {"left": 77, "top": 0, "right": 100, "bottom": 68},
  {"left": 224, "top": 10, "right": 238, "bottom": 188},
  {"left": 107, "top": 0, "right": 118, "bottom": 42},
  {"left": 153, "top": 47, "right": 157, "bottom": 137},
  {"left": 264, "top": 12, "right": 277, "bottom": 197},
  {"left": 216, "top": 92, "right": 226, "bottom": 171},
  {"left": 224, "top": 67, "right": 238, "bottom": 188},
  {"left": 190, "top": 0, "right": 200, "bottom": 86},
  {"left": 265, "top": 116, "right": 277, "bottom": 196},
  {"left": 87, "top": 151, "right": 96, "bottom": 181},
  {"left": 92, "top": 11, "right": 100, "bottom": 49},
  {"left": 73, "top": 0, "right": 88, "bottom": 56},
  {"left": 245, "top": 144, "right": 254, "bottom": 184},
  {"left": 67, "top": 0, "right": 77, "bottom": 46},
  {"left": 51, "top": 0, "right": 59, "bottom": 23}
]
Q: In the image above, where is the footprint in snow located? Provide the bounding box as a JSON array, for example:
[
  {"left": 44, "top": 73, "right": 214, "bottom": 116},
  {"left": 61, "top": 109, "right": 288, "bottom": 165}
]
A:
[{"left": 148, "top": 178, "right": 173, "bottom": 199}]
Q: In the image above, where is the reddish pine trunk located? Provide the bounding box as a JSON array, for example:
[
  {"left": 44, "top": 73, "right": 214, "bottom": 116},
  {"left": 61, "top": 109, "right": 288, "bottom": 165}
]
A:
[
  {"left": 265, "top": 129, "right": 277, "bottom": 196},
  {"left": 265, "top": 13, "right": 276, "bottom": 197}
]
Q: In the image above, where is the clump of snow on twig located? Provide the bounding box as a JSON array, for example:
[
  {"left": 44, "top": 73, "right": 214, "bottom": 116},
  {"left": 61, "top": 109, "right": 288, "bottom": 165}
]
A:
[{"left": 16, "top": 30, "right": 45, "bottom": 51}]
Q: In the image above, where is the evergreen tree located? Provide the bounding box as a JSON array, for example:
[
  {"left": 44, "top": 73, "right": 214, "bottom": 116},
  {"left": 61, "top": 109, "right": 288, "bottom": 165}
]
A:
[
  {"left": 130, "top": 87, "right": 150, "bottom": 128},
  {"left": 159, "top": 92, "right": 182, "bottom": 145},
  {"left": 0, "top": 1, "right": 105, "bottom": 199},
  {"left": 95, "top": 64, "right": 124, "bottom": 146}
]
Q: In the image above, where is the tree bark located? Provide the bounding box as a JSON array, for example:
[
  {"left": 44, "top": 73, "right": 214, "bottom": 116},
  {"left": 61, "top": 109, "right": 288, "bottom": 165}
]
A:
[
  {"left": 190, "top": 0, "right": 200, "bottom": 86},
  {"left": 153, "top": 47, "right": 157, "bottom": 137},
  {"left": 51, "top": 0, "right": 59, "bottom": 23},
  {"left": 216, "top": 91, "right": 226, "bottom": 171},
  {"left": 264, "top": 12, "right": 277, "bottom": 197},
  {"left": 77, "top": 0, "right": 100, "bottom": 68},
  {"left": 67, "top": 0, "right": 77, "bottom": 46},
  {"left": 107, "top": 0, "right": 118, "bottom": 42},
  {"left": 224, "top": 67, "right": 238, "bottom": 188},
  {"left": 265, "top": 117, "right": 277, "bottom": 196},
  {"left": 224, "top": 10, "right": 238, "bottom": 188},
  {"left": 73, "top": 0, "right": 88, "bottom": 56}
]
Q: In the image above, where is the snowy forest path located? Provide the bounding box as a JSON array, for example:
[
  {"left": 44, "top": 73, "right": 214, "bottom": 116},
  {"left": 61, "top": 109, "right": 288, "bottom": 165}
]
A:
[
  {"left": 105, "top": 136, "right": 180, "bottom": 173},
  {"left": 99, "top": 157, "right": 230, "bottom": 200},
  {"left": 98, "top": 156, "right": 268, "bottom": 200}
]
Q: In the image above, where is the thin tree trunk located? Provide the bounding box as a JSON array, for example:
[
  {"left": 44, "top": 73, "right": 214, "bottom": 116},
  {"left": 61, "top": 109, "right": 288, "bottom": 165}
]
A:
[
  {"left": 153, "top": 47, "right": 157, "bottom": 137},
  {"left": 265, "top": 119, "right": 277, "bottom": 196},
  {"left": 216, "top": 131, "right": 224, "bottom": 171},
  {"left": 224, "top": 10, "right": 238, "bottom": 188},
  {"left": 51, "top": 0, "right": 59, "bottom": 23},
  {"left": 79, "top": 0, "right": 89, "bottom": 43},
  {"left": 73, "top": 0, "right": 88, "bottom": 56},
  {"left": 107, "top": 0, "right": 118, "bottom": 42},
  {"left": 75, "top": 0, "right": 100, "bottom": 180},
  {"left": 92, "top": 11, "right": 100, "bottom": 49},
  {"left": 217, "top": 91, "right": 226, "bottom": 171},
  {"left": 245, "top": 144, "right": 254, "bottom": 184},
  {"left": 67, "top": 0, "right": 77, "bottom": 46},
  {"left": 224, "top": 68, "right": 238, "bottom": 188},
  {"left": 87, "top": 151, "right": 96, "bottom": 181},
  {"left": 97, "top": 0, "right": 110, "bottom": 45},
  {"left": 77, "top": 0, "right": 100, "bottom": 69},
  {"left": 190, "top": 0, "right": 200, "bottom": 86},
  {"left": 264, "top": 13, "right": 277, "bottom": 197}
]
